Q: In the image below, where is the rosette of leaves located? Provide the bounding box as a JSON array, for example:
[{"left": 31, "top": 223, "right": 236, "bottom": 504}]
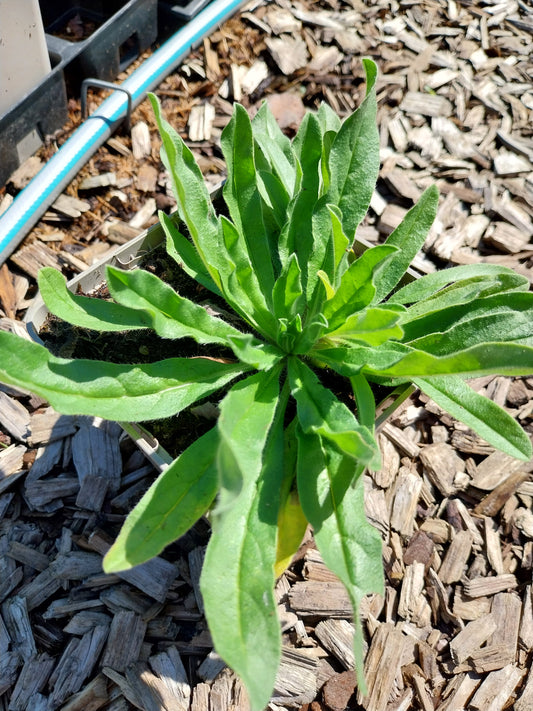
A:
[{"left": 1, "top": 59, "right": 533, "bottom": 709}]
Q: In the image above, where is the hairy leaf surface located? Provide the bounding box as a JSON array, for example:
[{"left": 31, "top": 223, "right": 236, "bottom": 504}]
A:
[
  {"left": 296, "top": 429, "right": 383, "bottom": 689},
  {"left": 373, "top": 185, "right": 439, "bottom": 303},
  {"left": 389, "top": 264, "right": 529, "bottom": 305},
  {"left": 38, "top": 267, "right": 151, "bottom": 332},
  {"left": 104, "top": 427, "right": 219, "bottom": 571},
  {"left": 322, "top": 245, "right": 398, "bottom": 331},
  {"left": 150, "top": 95, "right": 224, "bottom": 289},
  {"left": 289, "top": 358, "right": 379, "bottom": 468},
  {"left": 221, "top": 104, "right": 275, "bottom": 296},
  {"left": 201, "top": 369, "right": 285, "bottom": 711},
  {"left": 0, "top": 331, "right": 247, "bottom": 420},
  {"left": 414, "top": 376, "right": 532, "bottom": 460},
  {"left": 105, "top": 266, "right": 243, "bottom": 344},
  {"left": 160, "top": 211, "right": 221, "bottom": 295},
  {"left": 325, "top": 58, "right": 379, "bottom": 239}
]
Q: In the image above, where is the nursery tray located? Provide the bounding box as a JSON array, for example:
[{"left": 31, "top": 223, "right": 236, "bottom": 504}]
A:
[
  {"left": 1, "top": 1, "right": 159, "bottom": 187},
  {"left": 0, "top": 61, "right": 68, "bottom": 187},
  {"left": 25, "top": 207, "right": 420, "bottom": 471},
  {"left": 40, "top": 0, "right": 158, "bottom": 88},
  {"left": 25, "top": 219, "right": 174, "bottom": 472}
]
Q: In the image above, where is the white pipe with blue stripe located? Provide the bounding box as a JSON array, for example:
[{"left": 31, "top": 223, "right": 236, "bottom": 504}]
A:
[{"left": 0, "top": 0, "right": 246, "bottom": 265}]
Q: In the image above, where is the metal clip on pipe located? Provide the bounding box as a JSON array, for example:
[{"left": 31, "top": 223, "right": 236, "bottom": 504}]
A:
[{"left": 80, "top": 78, "right": 133, "bottom": 132}]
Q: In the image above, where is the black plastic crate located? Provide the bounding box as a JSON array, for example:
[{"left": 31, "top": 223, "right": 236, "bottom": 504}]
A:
[
  {"left": 40, "top": 0, "right": 158, "bottom": 89},
  {"left": 0, "top": 1, "right": 158, "bottom": 187},
  {"left": 0, "top": 59, "right": 68, "bottom": 188},
  {"left": 159, "top": 0, "right": 213, "bottom": 29}
]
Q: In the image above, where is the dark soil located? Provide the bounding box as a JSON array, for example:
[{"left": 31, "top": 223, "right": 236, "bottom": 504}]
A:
[{"left": 38, "top": 242, "right": 240, "bottom": 458}]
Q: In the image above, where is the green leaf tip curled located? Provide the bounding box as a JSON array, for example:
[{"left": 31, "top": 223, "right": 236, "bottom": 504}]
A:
[{"left": 0, "top": 61, "right": 532, "bottom": 709}]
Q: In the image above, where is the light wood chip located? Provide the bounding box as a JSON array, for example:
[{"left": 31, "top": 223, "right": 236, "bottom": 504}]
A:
[
  {"left": 128, "top": 198, "right": 157, "bottom": 229},
  {"left": 314, "top": 619, "right": 355, "bottom": 669},
  {"left": 131, "top": 121, "right": 152, "bottom": 160},
  {"left": 28, "top": 408, "right": 77, "bottom": 446},
  {"left": 0, "top": 444, "right": 26, "bottom": 494},
  {"left": 463, "top": 574, "right": 517, "bottom": 599},
  {"left": 51, "top": 194, "right": 90, "bottom": 218},
  {"left": 438, "top": 530, "right": 473, "bottom": 585},
  {"left": 147, "top": 646, "right": 191, "bottom": 711},
  {"left": 400, "top": 91, "right": 453, "bottom": 117},
  {"left": 420, "top": 441, "right": 467, "bottom": 497},
  {"left": 474, "top": 470, "right": 531, "bottom": 517},
  {"left": 288, "top": 581, "right": 351, "bottom": 617},
  {"left": 358, "top": 623, "right": 406, "bottom": 711},
  {"left": 265, "top": 36, "right": 309, "bottom": 75},
  {"left": 59, "top": 673, "right": 109, "bottom": 711},
  {"left": 519, "top": 585, "right": 533, "bottom": 652},
  {"left": 449, "top": 614, "right": 497, "bottom": 665},
  {"left": 436, "top": 672, "right": 482, "bottom": 711},
  {"left": 190, "top": 682, "right": 210, "bottom": 711},
  {"left": 390, "top": 468, "right": 422, "bottom": 536},
  {"left": 515, "top": 666, "right": 533, "bottom": 711},
  {"left": 79, "top": 172, "right": 117, "bottom": 190},
  {"left": 468, "top": 664, "right": 524, "bottom": 711},
  {"left": 272, "top": 648, "right": 319, "bottom": 707}
]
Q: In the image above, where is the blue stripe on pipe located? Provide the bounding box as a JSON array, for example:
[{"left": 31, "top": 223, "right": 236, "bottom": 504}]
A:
[{"left": 0, "top": 0, "right": 245, "bottom": 265}]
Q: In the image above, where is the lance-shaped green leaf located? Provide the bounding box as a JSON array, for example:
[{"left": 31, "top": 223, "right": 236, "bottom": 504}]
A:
[
  {"left": 325, "top": 58, "right": 379, "bottom": 239},
  {"left": 388, "top": 264, "right": 529, "bottom": 306},
  {"left": 328, "top": 204, "right": 350, "bottom": 283},
  {"left": 296, "top": 428, "right": 383, "bottom": 689},
  {"left": 149, "top": 94, "right": 224, "bottom": 289},
  {"left": 288, "top": 358, "right": 379, "bottom": 469},
  {"left": 105, "top": 265, "right": 242, "bottom": 344},
  {"left": 325, "top": 306, "right": 405, "bottom": 347},
  {"left": 316, "top": 205, "right": 351, "bottom": 290},
  {"left": 414, "top": 375, "right": 532, "bottom": 461},
  {"left": 272, "top": 253, "right": 305, "bottom": 322},
  {"left": 400, "top": 291, "right": 533, "bottom": 342},
  {"left": 227, "top": 333, "right": 284, "bottom": 370},
  {"left": 398, "top": 272, "right": 531, "bottom": 326},
  {"left": 38, "top": 267, "right": 152, "bottom": 332},
  {"left": 406, "top": 310, "right": 533, "bottom": 354},
  {"left": 219, "top": 216, "right": 277, "bottom": 337},
  {"left": 275, "top": 488, "right": 308, "bottom": 577},
  {"left": 322, "top": 244, "right": 398, "bottom": 331},
  {"left": 399, "top": 278, "right": 502, "bottom": 323},
  {"left": 351, "top": 374, "right": 376, "bottom": 430},
  {"left": 280, "top": 112, "right": 323, "bottom": 292},
  {"left": 201, "top": 369, "right": 285, "bottom": 711},
  {"left": 311, "top": 341, "right": 411, "bottom": 377},
  {"left": 372, "top": 185, "right": 439, "bottom": 303},
  {"left": 252, "top": 102, "right": 298, "bottom": 196},
  {"left": 221, "top": 104, "right": 275, "bottom": 295},
  {"left": 0, "top": 331, "right": 247, "bottom": 420},
  {"left": 363, "top": 342, "right": 533, "bottom": 379},
  {"left": 316, "top": 103, "right": 342, "bottom": 194},
  {"left": 104, "top": 427, "right": 219, "bottom": 571},
  {"left": 257, "top": 170, "right": 291, "bottom": 234},
  {"left": 274, "top": 419, "right": 307, "bottom": 577},
  {"left": 160, "top": 211, "right": 221, "bottom": 295},
  {"left": 316, "top": 102, "right": 342, "bottom": 135}
]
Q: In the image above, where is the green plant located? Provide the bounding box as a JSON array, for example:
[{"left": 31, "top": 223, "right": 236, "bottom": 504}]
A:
[{"left": 1, "top": 59, "right": 532, "bottom": 708}]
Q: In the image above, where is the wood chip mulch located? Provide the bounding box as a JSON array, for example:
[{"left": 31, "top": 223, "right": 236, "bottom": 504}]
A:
[{"left": 0, "top": 0, "right": 533, "bottom": 709}]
